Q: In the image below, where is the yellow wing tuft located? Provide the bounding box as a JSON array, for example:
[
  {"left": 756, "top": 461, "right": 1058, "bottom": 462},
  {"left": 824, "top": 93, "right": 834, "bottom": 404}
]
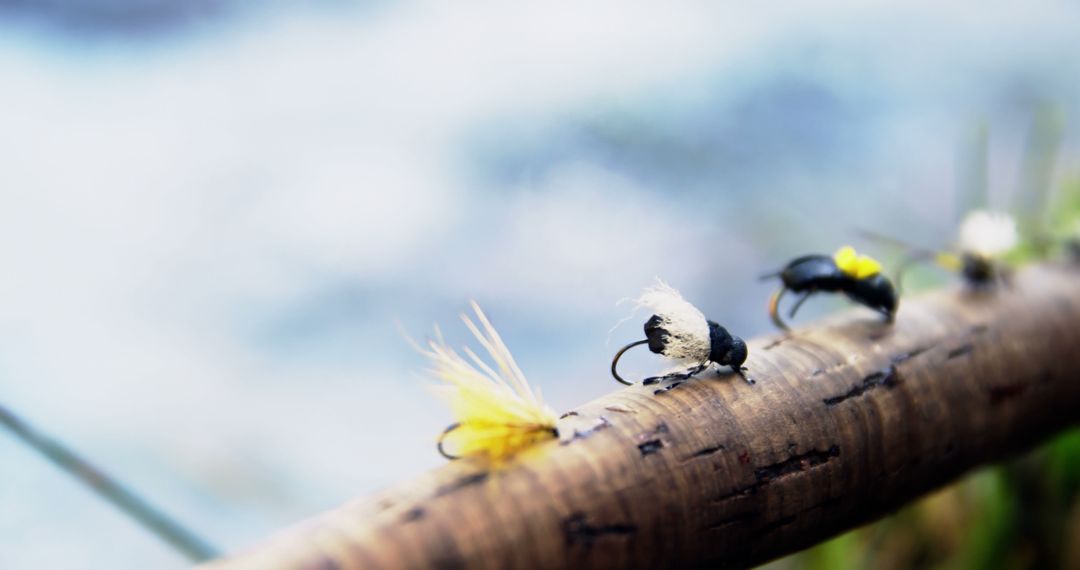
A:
[
  {"left": 934, "top": 252, "right": 964, "bottom": 272},
  {"left": 421, "top": 302, "right": 559, "bottom": 462},
  {"left": 833, "top": 245, "right": 883, "bottom": 279}
]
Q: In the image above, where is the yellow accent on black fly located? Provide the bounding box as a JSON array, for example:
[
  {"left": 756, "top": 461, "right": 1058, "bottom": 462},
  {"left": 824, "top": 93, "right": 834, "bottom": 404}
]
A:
[{"left": 833, "top": 246, "right": 882, "bottom": 279}]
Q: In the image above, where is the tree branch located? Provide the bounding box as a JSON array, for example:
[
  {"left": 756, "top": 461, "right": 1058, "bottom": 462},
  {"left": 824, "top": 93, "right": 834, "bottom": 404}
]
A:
[{"left": 201, "top": 264, "right": 1080, "bottom": 569}]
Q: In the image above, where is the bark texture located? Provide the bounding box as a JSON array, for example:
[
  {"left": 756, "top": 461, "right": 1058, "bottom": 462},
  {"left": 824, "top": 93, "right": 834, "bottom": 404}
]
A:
[{"left": 202, "top": 264, "right": 1080, "bottom": 570}]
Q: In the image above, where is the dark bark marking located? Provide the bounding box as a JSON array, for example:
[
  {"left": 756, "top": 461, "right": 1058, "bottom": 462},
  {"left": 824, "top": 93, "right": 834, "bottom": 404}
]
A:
[
  {"left": 891, "top": 345, "right": 930, "bottom": 365},
  {"left": 559, "top": 411, "right": 579, "bottom": 419},
  {"left": 434, "top": 472, "right": 489, "bottom": 498},
  {"left": 754, "top": 446, "right": 841, "bottom": 484},
  {"left": 401, "top": 507, "right": 426, "bottom": 523},
  {"left": 636, "top": 422, "right": 669, "bottom": 456},
  {"left": 946, "top": 344, "right": 975, "bottom": 359},
  {"left": 652, "top": 381, "right": 685, "bottom": 395},
  {"left": 809, "top": 359, "right": 856, "bottom": 380},
  {"left": 703, "top": 510, "right": 762, "bottom": 531},
  {"left": 638, "top": 439, "right": 664, "bottom": 456},
  {"left": 684, "top": 444, "right": 726, "bottom": 461},
  {"left": 563, "top": 513, "right": 636, "bottom": 547},
  {"left": 989, "top": 383, "right": 1028, "bottom": 405},
  {"left": 561, "top": 416, "right": 612, "bottom": 445},
  {"left": 763, "top": 336, "right": 789, "bottom": 350},
  {"left": 823, "top": 366, "right": 901, "bottom": 406},
  {"left": 717, "top": 483, "right": 760, "bottom": 500},
  {"left": 714, "top": 447, "right": 841, "bottom": 504},
  {"left": 714, "top": 486, "right": 758, "bottom": 502}
]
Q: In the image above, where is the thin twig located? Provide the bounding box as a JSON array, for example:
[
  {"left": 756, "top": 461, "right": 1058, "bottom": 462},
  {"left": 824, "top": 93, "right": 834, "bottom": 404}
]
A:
[{"left": 0, "top": 402, "right": 220, "bottom": 562}]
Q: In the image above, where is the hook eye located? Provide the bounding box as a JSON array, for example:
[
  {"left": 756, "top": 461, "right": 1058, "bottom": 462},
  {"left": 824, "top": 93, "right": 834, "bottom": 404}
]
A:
[
  {"left": 611, "top": 339, "right": 649, "bottom": 385},
  {"left": 437, "top": 422, "right": 463, "bottom": 460}
]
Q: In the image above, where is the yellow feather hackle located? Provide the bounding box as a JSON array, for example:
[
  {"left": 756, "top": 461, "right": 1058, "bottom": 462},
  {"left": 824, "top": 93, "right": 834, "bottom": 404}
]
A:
[
  {"left": 934, "top": 251, "right": 964, "bottom": 272},
  {"left": 421, "top": 302, "right": 559, "bottom": 462},
  {"left": 833, "top": 245, "right": 882, "bottom": 279}
]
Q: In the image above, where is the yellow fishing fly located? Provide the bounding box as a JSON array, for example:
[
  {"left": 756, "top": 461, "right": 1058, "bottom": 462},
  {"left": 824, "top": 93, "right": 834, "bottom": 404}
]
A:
[{"left": 421, "top": 302, "right": 559, "bottom": 463}]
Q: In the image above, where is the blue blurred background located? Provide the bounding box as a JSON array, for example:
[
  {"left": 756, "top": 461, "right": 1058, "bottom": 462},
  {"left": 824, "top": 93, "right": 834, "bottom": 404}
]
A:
[{"left": 2, "top": 1, "right": 1079, "bottom": 567}]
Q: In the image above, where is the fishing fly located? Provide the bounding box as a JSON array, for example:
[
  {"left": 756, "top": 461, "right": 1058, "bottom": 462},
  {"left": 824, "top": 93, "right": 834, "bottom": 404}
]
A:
[
  {"left": 763, "top": 245, "right": 898, "bottom": 331},
  {"left": 863, "top": 210, "right": 1019, "bottom": 288},
  {"left": 859, "top": 118, "right": 1055, "bottom": 287},
  {"left": 611, "top": 281, "right": 751, "bottom": 386},
  {"left": 949, "top": 210, "right": 1019, "bottom": 284},
  {"left": 419, "top": 302, "right": 559, "bottom": 463}
]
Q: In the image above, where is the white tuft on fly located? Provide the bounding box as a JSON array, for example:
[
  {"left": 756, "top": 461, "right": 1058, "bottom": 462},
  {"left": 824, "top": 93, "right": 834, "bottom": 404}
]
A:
[
  {"left": 634, "top": 280, "right": 711, "bottom": 362},
  {"left": 957, "top": 210, "right": 1018, "bottom": 258}
]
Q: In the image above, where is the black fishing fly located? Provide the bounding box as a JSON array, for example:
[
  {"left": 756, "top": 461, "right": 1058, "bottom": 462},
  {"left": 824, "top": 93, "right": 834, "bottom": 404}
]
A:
[{"left": 763, "top": 246, "right": 898, "bottom": 331}]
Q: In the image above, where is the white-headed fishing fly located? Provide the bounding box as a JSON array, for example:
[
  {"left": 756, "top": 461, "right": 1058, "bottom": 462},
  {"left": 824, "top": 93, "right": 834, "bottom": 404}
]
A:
[
  {"left": 863, "top": 209, "right": 1020, "bottom": 289},
  {"left": 633, "top": 281, "right": 711, "bottom": 361},
  {"left": 611, "top": 280, "right": 752, "bottom": 387},
  {"left": 940, "top": 209, "right": 1019, "bottom": 286},
  {"left": 418, "top": 302, "right": 559, "bottom": 463},
  {"left": 957, "top": 210, "right": 1019, "bottom": 259}
]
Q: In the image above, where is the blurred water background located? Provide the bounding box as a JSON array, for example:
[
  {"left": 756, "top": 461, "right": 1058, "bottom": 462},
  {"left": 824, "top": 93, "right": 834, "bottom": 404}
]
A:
[{"left": 2, "top": 1, "right": 1079, "bottom": 568}]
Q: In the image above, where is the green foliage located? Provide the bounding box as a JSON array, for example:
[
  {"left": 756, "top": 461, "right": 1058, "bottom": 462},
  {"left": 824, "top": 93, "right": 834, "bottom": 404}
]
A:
[
  {"left": 1046, "top": 428, "right": 1080, "bottom": 499},
  {"left": 1050, "top": 178, "right": 1080, "bottom": 238}
]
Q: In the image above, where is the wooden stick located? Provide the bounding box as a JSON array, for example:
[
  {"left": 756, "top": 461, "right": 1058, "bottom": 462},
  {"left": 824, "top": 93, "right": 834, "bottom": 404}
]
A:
[{"left": 201, "top": 264, "right": 1080, "bottom": 569}]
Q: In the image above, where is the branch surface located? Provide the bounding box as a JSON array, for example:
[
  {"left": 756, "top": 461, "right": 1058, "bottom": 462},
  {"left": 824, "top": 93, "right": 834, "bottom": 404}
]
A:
[{"left": 202, "top": 264, "right": 1080, "bottom": 570}]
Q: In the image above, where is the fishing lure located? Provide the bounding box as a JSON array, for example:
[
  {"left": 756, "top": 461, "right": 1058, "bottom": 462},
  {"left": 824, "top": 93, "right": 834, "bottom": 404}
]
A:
[
  {"left": 419, "top": 302, "right": 559, "bottom": 462},
  {"left": 948, "top": 210, "right": 1019, "bottom": 283},
  {"left": 865, "top": 210, "right": 1019, "bottom": 288},
  {"left": 764, "top": 245, "right": 898, "bottom": 331},
  {"left": 611, "top": 281, "right": 750, "bottom": 386}
]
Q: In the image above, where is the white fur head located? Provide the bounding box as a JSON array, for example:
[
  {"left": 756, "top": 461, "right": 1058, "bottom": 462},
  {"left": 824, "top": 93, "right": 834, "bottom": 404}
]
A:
[
  {"left": 634, "top": 280, "right": 711, "bottom": 362},
  {"left": 958, "top": 210, "right": 1018, "bottom": 258}
]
